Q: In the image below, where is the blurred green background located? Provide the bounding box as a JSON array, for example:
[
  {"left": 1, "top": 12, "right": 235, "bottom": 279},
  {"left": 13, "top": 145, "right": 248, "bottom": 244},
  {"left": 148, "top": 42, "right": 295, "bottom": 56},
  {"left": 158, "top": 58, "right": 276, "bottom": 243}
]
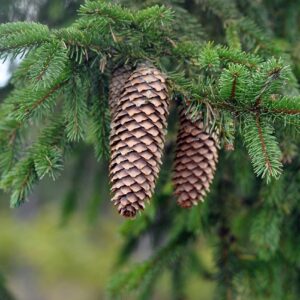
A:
[{"left": 0, "top": 1, "right": 216, "bottom": 299}]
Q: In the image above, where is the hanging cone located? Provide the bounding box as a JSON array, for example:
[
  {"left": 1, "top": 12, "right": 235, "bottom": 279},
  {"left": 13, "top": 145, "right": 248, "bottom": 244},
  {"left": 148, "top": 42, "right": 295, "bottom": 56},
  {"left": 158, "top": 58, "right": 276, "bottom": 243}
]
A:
[
  {"left": 173, "top": 109, "right": 219, "bottom": 208},
  {"left": 109, "top": 63, "right": 170, "bottom": 218}
]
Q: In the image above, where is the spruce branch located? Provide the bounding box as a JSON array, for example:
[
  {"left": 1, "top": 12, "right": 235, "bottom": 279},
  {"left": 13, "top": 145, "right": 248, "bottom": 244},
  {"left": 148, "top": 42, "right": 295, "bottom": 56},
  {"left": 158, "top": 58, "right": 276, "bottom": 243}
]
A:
[
  {"left": 219, "top": 63, "right": 250, "bottom": 102},
  {"left": 216, "top": 47, "right": 261, "bottom": 69},
  {"left": 53, "top": 28, "right": 102, "bottom": 64},
  {"left": 171, "top": 41, "right": 202, "bottom": 60},
  {"left": 253, "top": 59, "right": 288, "bottom": 107},
  {"left": 134, "top": 5, "right": 174, "bottom": 30},
  {"left": 78, "top": 0, "right": 133, "bottom": 24},
  {"left": 54, "top": 27, "right": 93, "bottom": 49},
  {"left": 0, "top": 116, "right": 22, "bottom": 174},
  {"left": 242, "top": 115, "right": 282, "bottom": 182},
  {"left": 63, "top": 74, "right": 89, "bottom": 142},
  {"left": 0, "top": 22, "right": 50, "bottom": 60},
  {"left": 11, "top": 41, "right": 70, "bottom": 89},
  {"left": 7, "top": 77, "right": 69, "bottom": 122},
  {"left": 198, "top": 42, "right": 220, "bottom": 71},
  {"left": 1, "top": 157, "right": 37, "bottom": 208},
  {"left": 263, "top": 96, "right": 300, "bottom": 116},
  {"left": 219, "top": 111, "right": 235, "bottom": 150},
  {"left": 88, "top": 81, "right": 110, "bottom": 160},
  {"left": 33, "top": 145, "right": 64, "bottom": 180},
  {"left": 26, "top": 42, "right": 69, "bottom": 89},
  {"left": 0, "top": 119, "right": 66, "bottom": 207}
]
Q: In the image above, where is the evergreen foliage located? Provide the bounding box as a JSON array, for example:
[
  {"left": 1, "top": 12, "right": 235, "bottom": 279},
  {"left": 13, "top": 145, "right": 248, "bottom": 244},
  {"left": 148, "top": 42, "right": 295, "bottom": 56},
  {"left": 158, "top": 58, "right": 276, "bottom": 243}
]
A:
[{"left": 1, "top": 0, "right": 300, "bottom": 299}]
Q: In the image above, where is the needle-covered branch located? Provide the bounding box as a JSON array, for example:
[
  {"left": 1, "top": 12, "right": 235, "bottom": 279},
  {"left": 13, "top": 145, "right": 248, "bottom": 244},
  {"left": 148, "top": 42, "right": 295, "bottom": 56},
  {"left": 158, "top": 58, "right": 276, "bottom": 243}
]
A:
[
  {"left": 0, "top": 22, "right": 50, "bottom": 60},
  {"left": 242, "top": 115, "right": 282, "bottom": 182},
  {"left": 0, "top": 119, "right": 66, "bottom": 207}
]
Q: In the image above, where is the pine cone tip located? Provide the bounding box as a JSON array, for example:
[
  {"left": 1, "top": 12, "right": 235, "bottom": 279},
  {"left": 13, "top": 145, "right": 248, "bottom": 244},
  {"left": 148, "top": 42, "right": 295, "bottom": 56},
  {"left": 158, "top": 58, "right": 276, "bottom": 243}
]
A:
[
  {"left": 177, "top": 199, "right": 200, "bottom": 208},
  {"left": 120, "top": 208, "right": 138, "bottom": 218}
]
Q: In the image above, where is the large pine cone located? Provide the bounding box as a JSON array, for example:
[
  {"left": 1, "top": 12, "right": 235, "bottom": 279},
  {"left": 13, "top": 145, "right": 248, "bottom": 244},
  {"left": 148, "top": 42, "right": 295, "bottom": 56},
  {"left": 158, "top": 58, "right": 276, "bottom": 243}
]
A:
[
  {"left": 109, "top": 63, "right": 169, "bottom": 218},
  {"left": 173, "top": 109, "right": 219, "bottom": 208}
]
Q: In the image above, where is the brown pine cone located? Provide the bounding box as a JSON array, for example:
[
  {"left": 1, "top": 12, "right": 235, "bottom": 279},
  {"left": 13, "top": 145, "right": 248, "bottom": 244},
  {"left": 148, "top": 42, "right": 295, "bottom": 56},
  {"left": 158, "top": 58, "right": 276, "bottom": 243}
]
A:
[
  {"left": 173, "top": 109, "right": 219, "bottom": 208},
  {"left": 109, "top": 63, "right": 170, "bottom": 218}
]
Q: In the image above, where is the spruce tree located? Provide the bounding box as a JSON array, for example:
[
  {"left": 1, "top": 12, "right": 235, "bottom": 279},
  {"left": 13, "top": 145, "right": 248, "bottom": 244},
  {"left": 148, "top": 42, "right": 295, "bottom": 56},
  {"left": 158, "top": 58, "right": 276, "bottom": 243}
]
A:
[{"left": 0, "top": 0, "right": 300, "bottom": 299}]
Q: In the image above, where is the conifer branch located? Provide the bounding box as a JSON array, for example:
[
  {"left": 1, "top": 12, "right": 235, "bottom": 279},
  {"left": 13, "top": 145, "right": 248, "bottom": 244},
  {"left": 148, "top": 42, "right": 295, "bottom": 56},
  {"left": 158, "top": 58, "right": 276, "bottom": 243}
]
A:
[
  {"left": 242, "top": 115, "right": 282, "bottom": 182},
  {"left": 8, "top": 79, "right": 69, "bottom": 122},
  {"left": 63, "top": 75, "right": 89, "bottom": 142},
  {"left": 263, "top": 96, "right": 300, "bottom": 116},
  {"left": 1, "top": 119, "right": 66, "bottom": 207},
  {"left": 216, "top": 47, "right": 261, "bottom": 68},
  {"left": 0, "top": 22, "right": 50, "bottom": 60},
  {"left": 255, "top": 114, "right": 272, "bottom": 173},
  {"left": 219, "top": 63, "right": 250, "bottom": 102},
  {"left": 28, "top": 42, "right": 69, "bottom": 88},
  {"left": 79, "top": 0, "right": 133, "bottom": 23},
  {"left": 254, "top": 65, "right": 284, "bottom": 107},
  {"left": 88, "top": 80, "right": 110, "bottom": 160}
]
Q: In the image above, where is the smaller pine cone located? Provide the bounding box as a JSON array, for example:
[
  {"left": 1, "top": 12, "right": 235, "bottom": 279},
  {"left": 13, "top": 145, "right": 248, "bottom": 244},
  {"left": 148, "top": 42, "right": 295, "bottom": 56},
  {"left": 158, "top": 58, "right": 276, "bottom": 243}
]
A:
[
  {"left": 173, "top": 109, "right": 219, "bottom": 208},
  {"left": 110, "top": 63, "right": 169, "bottom": 218}
]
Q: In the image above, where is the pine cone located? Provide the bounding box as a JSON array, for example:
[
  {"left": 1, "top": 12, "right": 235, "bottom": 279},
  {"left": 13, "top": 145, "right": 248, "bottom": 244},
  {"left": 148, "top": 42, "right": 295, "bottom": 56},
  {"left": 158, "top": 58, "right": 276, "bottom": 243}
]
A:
[
  {"left": 173, "top": 109, "right": 219, "bottom": 208},
  {"left": 109, "top": 66, "right": 132, "bottom": 119},
  {"left": 109, "top": 63, "right": 169, "bottom": 218}
]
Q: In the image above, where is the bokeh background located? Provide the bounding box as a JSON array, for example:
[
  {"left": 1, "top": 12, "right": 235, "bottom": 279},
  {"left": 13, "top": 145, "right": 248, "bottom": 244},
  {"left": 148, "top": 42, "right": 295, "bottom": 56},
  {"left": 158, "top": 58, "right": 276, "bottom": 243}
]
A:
[{"left": 0, "top": 1, "right": 215, "bottom": 299}]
